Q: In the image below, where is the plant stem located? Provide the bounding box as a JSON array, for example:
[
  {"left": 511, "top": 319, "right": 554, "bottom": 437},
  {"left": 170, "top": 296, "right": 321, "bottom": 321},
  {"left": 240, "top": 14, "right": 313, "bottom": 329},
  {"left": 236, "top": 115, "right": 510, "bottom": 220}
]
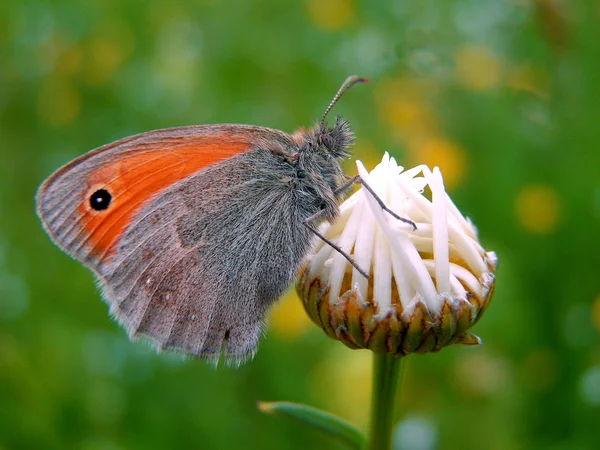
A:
[{"left": 367, "top": 353, "right": 402, "bottom": 450}]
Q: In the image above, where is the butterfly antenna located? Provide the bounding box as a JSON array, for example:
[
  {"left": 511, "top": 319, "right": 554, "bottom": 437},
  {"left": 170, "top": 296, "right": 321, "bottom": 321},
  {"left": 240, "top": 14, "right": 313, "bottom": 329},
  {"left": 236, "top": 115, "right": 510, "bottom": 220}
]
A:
[{"left": 321, "top": 75, "right": 369, "bottom": 126}]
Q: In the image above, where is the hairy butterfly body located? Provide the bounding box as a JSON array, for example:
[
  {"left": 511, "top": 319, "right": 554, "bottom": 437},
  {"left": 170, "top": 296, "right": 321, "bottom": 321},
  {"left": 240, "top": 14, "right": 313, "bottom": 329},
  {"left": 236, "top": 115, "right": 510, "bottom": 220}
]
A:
[{"left": 36, "top": 76, "right": 366, "bottom": 364}]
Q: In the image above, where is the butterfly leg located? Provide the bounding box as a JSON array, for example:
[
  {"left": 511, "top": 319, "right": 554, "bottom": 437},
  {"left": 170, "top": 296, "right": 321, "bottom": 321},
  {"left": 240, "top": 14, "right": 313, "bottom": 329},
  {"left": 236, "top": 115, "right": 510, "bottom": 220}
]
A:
[
  {"left": 357, "top": 176, "right": 417, "bottom": 230},
  {"left": 302, "top": 217, "right": 370, "bottom": 279},
  {"left": 334, "top": 174, "right": 361, "bottom": 196},
  {"left": 337, "top": 175, "right": 417, "bottom": 230}
]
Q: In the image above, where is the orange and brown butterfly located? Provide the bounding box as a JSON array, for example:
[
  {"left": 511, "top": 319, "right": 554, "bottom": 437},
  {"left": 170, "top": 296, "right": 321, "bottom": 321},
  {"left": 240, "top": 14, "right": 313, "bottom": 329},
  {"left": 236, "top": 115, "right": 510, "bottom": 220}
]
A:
[{"left": 36, "top": 76, "right": 367, "bottom": 365}]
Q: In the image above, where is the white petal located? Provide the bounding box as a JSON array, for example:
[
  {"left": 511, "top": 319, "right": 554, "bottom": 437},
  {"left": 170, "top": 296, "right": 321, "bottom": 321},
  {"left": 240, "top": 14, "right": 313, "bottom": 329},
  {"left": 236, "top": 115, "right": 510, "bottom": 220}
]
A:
[
  {"left": 328, "top": 201, "right": 363, "bottom": 299},
  {"left": 351, "top": 195, "right": 376, "bottom": 300},
  {"left": 429, "top": 167, "right": 451, "bottom": 294}
]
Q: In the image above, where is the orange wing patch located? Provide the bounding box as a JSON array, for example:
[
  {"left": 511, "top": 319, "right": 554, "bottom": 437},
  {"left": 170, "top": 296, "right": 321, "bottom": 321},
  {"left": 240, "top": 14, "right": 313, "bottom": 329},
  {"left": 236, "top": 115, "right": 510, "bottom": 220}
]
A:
[{"left": 78, "top": 142, "right": 248, "bottom": 261}]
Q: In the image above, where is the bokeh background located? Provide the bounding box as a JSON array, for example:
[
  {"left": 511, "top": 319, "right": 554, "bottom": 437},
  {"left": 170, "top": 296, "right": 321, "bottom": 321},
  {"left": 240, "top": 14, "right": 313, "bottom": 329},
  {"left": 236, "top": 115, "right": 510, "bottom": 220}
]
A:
[{"left": 1, "top": 1, "right": 599, "bottom": 449}]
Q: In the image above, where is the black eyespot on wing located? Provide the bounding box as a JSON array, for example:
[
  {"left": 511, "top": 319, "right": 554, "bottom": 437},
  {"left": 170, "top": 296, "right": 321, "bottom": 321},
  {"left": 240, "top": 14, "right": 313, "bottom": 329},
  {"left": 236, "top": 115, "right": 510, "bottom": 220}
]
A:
[{"left": 89, "top": 189, "right": 111, "bottom": 211}]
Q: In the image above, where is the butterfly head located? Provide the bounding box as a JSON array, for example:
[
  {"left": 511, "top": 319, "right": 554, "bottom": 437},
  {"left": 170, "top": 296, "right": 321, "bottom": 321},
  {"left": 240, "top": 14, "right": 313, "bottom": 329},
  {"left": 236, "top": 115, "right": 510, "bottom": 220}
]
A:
[
  {"left": 301, "top": 115, "right": 354, "bottom": 159},
  {"left": 295, "top": 75, "right": 368, "bottom": 159}
]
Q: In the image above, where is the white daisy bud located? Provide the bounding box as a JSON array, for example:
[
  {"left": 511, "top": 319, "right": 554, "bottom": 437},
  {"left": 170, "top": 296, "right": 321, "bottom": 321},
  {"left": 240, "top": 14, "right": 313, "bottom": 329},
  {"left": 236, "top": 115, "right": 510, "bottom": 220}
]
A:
[{"left": 297, "top": 153, "right": 497, "bottom": 355}]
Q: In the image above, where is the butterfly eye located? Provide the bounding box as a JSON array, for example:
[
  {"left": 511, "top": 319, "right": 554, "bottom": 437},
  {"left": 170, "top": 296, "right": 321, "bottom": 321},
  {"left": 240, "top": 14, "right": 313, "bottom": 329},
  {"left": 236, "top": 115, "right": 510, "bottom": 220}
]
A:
[
  {"left": 320, "top": 133, "right": 334, "bottom": 150},
  {"left": 89, "top": 189, "right": 112, "bottom": 211}
]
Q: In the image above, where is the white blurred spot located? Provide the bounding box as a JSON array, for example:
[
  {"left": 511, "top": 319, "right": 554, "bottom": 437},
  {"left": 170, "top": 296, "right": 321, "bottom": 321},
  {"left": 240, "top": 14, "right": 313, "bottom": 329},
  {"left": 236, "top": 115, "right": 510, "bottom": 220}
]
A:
[
  {"left": 152, "top": 19, "right": 203, "bottom": 110},
  {"left": 453, "top": 0, "right": 511, "bottom": 39},
  {"left": 580, "top": 365, "right": 600, "bottom": 406},
  {"left": 393, "top": 416, "right": 438, "bottom": 450},
  {"left": 336, "top": 29, "right": 393, "bottom": 77},
  {"left": 407, "top": 50, "right": 442, "bottom": 78}
]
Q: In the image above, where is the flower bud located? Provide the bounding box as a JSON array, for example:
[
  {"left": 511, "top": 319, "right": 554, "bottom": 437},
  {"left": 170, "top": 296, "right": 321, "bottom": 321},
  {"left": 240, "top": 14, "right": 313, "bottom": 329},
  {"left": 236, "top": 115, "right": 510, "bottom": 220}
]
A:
[{"left": 297, "top": 153, "right": 497, "bottom": 356}]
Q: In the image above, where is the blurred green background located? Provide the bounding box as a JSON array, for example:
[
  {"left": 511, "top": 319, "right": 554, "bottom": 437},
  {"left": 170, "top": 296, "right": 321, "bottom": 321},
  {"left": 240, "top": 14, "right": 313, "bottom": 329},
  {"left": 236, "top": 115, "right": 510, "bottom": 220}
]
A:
[{"left": 1, "top": 1, "right": 599, "bottom": 449}]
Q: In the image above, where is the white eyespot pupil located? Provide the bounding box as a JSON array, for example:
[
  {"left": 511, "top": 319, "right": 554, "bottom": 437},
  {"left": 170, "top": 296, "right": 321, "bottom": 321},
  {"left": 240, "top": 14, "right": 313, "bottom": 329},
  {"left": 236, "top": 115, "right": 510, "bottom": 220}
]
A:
[{"left": 190, "top": 314, "right": 196, "bottom": 321}]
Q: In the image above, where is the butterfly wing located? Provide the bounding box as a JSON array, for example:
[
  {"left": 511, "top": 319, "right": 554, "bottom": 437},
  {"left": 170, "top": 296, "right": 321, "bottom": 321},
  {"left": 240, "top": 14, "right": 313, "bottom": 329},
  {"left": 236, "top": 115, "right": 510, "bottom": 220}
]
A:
[
  {"left": 38, "top": 125, "right": 278, "bottom": 263},
  {"left": 37, "top": 124, "right": 310, "bottom": 363}
]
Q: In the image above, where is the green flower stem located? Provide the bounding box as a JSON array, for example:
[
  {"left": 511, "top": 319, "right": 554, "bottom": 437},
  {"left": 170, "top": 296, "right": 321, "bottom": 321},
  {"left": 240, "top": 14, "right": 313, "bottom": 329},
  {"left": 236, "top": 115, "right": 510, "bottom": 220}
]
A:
[{"left": 367, "top": 353, "right": 402, "bottom": 450}]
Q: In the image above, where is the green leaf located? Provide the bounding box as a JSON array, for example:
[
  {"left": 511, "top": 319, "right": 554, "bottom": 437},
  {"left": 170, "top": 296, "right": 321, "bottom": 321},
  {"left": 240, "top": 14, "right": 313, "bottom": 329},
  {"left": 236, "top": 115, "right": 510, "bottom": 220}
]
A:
[{"left": 258, "top": 401, "right": 366, "bottom": 450}]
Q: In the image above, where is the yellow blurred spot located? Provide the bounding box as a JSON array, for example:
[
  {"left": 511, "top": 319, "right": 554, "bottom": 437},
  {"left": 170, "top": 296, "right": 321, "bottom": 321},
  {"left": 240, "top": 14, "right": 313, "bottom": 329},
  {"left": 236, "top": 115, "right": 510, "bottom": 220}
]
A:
[
  {"left": 269, "top": 292, "right": 312, "bottom": 339},
  {"left": 37, "top": 33, "right": 84, "bottom": 77},
  {"left": 374, "top": 76, "right": 428, "bottom": 106},
  {"left": 310, "top": 347, "right": 372, "bottom": 427},
  {"left": 84, "top": 21, "right": 135, "bottom": 86},
  {"left": 515, "top": 184, "right": 561, "bottom": 234},
  {"left": 37, "top": 78, "right": 81, "bottom": 127},
  {"left": 306, "top": 0, "right": 354, "bottom": 30},
  {"left": 383, "top": 99, "right": 438, "bottom": 138},
  {"left": 375, "top": 77, "right": 441, "bottom": 146},
  {"left": 452, "top": 351, "right": 511, "bottom": 398},
  {"left": 408, "top": 136, "right": 468, "bottom": 188},
  {"left": 59, "top": 45, "right": 85, "bottom": 76},
  {"left": 256, "top": 401, "right": 274, "bottom": 413},
  {"left": 592, "top": 294, "right": 600, "bottom": 333},
  {"left": 507, "top": 65, "right": 548, "bottom": 98},
  {"left": 455, "top": 46, "right": 503, "bottom": 91}
]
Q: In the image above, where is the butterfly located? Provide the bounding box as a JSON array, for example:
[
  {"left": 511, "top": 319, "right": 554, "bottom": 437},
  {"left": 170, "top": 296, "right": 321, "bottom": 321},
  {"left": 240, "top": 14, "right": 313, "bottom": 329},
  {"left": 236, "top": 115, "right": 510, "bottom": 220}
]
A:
[{"left": 36, "top": 76, "right": 411, "bottom": 365}]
